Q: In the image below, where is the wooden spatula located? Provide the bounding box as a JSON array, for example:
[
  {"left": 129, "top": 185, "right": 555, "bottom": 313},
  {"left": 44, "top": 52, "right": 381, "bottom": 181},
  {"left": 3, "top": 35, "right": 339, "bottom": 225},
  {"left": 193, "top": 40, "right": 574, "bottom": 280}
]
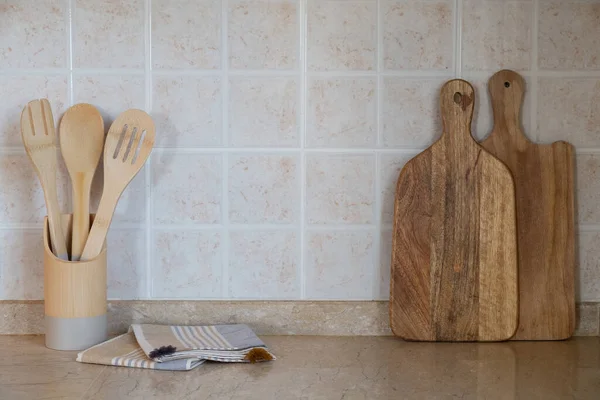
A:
[
  {"left": 480, "top": 70, "right": 575, "bottom": 340},
  {"left": 59, "top": 103, "right": 105, "bottom": 261},
  {"left": 390, "top": 79, "right": 518, "bottom": 342},
  {"left": 21, "top": 99, "right": 68, "bottom": 260},
  {"left": 80, "top": 109, "right": 155, "bottom": 261}
]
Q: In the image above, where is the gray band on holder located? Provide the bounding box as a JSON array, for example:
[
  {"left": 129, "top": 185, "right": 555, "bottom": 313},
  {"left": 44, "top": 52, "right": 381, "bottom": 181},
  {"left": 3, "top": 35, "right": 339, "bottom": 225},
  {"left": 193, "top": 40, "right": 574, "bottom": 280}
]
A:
[{"left": 45, "top": 314, "right": 108, "bottom": 351}]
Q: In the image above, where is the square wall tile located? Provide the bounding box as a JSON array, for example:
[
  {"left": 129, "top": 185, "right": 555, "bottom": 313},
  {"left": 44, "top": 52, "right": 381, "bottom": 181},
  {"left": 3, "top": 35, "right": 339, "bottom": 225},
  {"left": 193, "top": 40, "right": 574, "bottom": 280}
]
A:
[
  {"left": 73, "top": 0, "right": 145, "bottom": 68},
  {"left": 382, "top": 78, "right": 445, "bottom": 148},
  {"left": 577, "top": 154, "right": 600, "bottom": 225},
  {"left": 0, "top": 76, "right": 68, "bottom": 147},
  {"left": 228, "top": 0, "right": 298, "bottom": 70},
  {"left": 578, "top": 232, "right": 600, "bottom": 302},
  {"left": 537, "top": 78, "right": 600, "bottom": 147},
  {"left": 152, "top": 154, "right": 222, "bottom": 225},
  {"left": 305, "top": 230, "right": 374, "bottom": 299},
  {"left": 539, "top": 1, "right": 600, "bottom": 70},
  {"left": 383, "top": 0, "right": 454, "bottom": 71},
  {"left": 307, "top": 0, "right": 376, "bottom": 71},
  {"left": 0, "top": 0, "right": 67, "bottom": 68},
  {"left": 379, "top": 153, "right": 418, "bottom": 225},
  {"left": 462, "top": 0, "right": 532, "bottom": 71},
  {"left": 0, "top": 230, "right": 44, "bottom": 300},
  {"left": 73, "top": 75, "right": 145, "bottom": 123},
  {"left": 228, "top": 155, "right": 300, "bottom": 224},
  {"left": 107, "top": 229, "right": 146, "bottom": 300},
  {"left": 0, "top": 154, "right": 68, "bottom": 224},
  {"left": 229, "top": 230, "right": 299, "bottom": 299},
  {"left": 228, "top": 77, "right": 298, "bottom": 147},
  {"left": 153, "top": 230, "right": 222, "bottom": 298},
  {"left": 574, "top": 304, "right": 599, "bottom": 336},
  {"left": 90, "top": 166, "right": 147, "bottom": 224},
  {"left": 306, "top": 154, "right": 375, "bottom": 224},
  {"left": 152, "top": 0, "right": 221, "bottom": 69},
  {"left": 378, "top": 229, "right": 392, "bottom": 300},
  {"left": 466, "top": 75, "right": 532, "bottom": 142},
  {"left": 153, "top": 76, "right": 222, "bottom": 148},
  {"left": 307, "top": 78, "right": 377, "bottom": 148}
]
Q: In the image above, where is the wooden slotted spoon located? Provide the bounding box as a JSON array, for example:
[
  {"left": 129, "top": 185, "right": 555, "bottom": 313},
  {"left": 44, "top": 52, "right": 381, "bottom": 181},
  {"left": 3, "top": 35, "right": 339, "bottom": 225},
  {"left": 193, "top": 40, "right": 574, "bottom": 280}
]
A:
[
  {"left": 80, "top": 109, "right": 155, "bottom": 261},
  {"left": 59, "top": 103, "right": 105, "bottom": 261},
  {"left": 21, "top": 99, "right": 68, "bottom": 260}
]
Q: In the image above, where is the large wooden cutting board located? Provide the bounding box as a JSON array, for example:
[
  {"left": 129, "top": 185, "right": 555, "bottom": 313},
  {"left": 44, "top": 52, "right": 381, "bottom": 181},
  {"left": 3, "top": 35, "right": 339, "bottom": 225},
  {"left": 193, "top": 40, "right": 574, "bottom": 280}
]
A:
[
  {"left": 390, "top": 79, "right": 518, "bottom": 342},
  {"left": 480, "top": 70, "right": 575, "bottom": 340}
]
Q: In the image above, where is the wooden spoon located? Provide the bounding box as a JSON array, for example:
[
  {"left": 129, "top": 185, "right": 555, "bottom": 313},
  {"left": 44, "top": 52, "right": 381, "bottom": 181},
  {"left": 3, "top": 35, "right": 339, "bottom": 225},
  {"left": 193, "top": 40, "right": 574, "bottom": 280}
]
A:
[
  {"left": 80, "top": 109, "right": 155, "bottom": 261},
  {"left": 21, "top": 99, "right": 68, "bottom": 260},
  {"left": 59, "top": 104, "right": 105, "bottom": 261}
]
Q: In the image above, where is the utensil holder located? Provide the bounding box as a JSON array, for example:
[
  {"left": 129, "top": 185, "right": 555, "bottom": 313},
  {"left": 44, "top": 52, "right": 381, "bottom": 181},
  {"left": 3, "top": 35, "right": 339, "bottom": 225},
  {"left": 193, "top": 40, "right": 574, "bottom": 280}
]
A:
[{"left": 43, "top": 214, "right": 107, "bottom": 350}]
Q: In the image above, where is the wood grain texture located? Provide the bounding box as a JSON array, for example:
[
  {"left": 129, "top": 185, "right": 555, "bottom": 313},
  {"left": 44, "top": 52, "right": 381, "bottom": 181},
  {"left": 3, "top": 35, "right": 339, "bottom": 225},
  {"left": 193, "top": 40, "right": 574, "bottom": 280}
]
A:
[
  {"left": 44, "top": 215, "right": 106, "bottom": 318},
  {"left": 390, "top": 79, "right": 518, "bottom": 342},
  {"left": 480, "top": 70, "right": 575, "bottom": 340}
]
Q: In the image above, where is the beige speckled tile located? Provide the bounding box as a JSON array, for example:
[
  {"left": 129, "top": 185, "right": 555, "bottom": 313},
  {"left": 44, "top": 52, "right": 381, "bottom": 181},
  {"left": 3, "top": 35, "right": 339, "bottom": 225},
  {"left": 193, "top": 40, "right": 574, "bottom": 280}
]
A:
[
  {"left": 305, "top": 230, "right": 375, "bottom": 300},
  {"left": 0, "top": 154, "right": 69, "bottom": 224},
  {"left": 228, "top": 155, "right": 300, "bottom": 224},
  {"left": 383, "top": 0, "right": 454, "bottom": 71},
  {"left": 0, "top": 231, "right": 44, "bottom": 300},
  {"left": 575, "top": 304, "right": 599, "bottom": 337},
  {"left": 308, "top": 0, "right": 377, "bottom": 71},
  {"left": 307, "top": 78, "right": 377, "bottom": 148},
  {"left": 578, "top": 232, "right": 600, "bottom": 303},
  {"left": 379, "top": 153, "right": 418, "bottom": 225},
  {"left": 576, "top": 154, "right": 600, "bottom": 225},
  {"left": 537, "top": 78, "right": 600, "bottom": 147},
  {"left": 539, "top": 1, "right": 600, "bottom": 70},
  {"left": 462, "top": 0, "right": 532, "bottom": 72},
  {"left": 0, "top": 0, "right": 66, "bottom": 68},
  {"left": 73, "top": 0, "right": 145, "bottom": 68},
  {"left": 378, "top": 229, "right": 393, "bottom": 300},
  {"left": 152, "top": 75, "right": 222, "bottom": 148},
  {"left": 228, "top": 77, "right": 299, "bottom": 147},
  {"left": 152, "top": 230, "right": 222, "bottom": 299},
  {"left": 90, "top": 167, "right": 147, "bottom": 224},
  {"left": 228, "top": 0, "right": 298, "bottom": 70},
  {"left": 107, "top": 229, "right": 146, "bottom": 300},
  {"left": 305, "top": 154, "right": 375, "bottom": 224},
  {"left": 152, "top": 154, "right": 222, "bottom": 225},
  {"left": 381, "top": 77, "right": 445, "bottom": 147},
  {"left": 229, "top": 230, "right": 300, "bottom": 299},
  {"left": 152, "top": 0, "right": 221, "bottom": 69},
  {"left": 0, "top": 75, "right": 68, "bottom": 147}
]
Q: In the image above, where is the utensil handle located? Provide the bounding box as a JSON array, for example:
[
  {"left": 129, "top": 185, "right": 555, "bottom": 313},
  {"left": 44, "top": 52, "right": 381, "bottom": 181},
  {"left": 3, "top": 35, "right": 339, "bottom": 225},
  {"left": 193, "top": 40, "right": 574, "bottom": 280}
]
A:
[
  {"left": 41, "top": 170, "right": 68, "bottom": 261},
  {"left": 71, "top": 173, "right": 93, "bottom": 261},
  {"left": 440, "top": 79, "right": 475, "bottom": 143},
  {"left": 80, "top": 191, "right": 118, "bottom": 261}
]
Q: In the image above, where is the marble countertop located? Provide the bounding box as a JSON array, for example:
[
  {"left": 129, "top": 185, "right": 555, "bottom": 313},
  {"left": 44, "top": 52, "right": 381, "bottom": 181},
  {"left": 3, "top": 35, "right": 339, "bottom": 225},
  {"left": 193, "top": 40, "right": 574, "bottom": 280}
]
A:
[{"left": 1, "top": 335, "right": 599, "bottom": 399}]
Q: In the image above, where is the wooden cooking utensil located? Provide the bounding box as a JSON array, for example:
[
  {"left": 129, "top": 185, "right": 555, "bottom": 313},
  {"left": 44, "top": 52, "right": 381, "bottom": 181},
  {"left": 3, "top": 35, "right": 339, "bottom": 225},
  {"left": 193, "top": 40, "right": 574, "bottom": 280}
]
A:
[
  {"left": 21, "top": 99, "right": 69, "bottom": 261},
  {"left": 59, "top": 103, "right": 105, "bottom": 261},
  {"left": 390, "top": 79, "right": 518, "bottom": 342},
  {"left": 80, "top": 109, "right": 155, "bottom": 261},
  {"left": 480, "top": 70, "right": 575, "bottom": 340}
]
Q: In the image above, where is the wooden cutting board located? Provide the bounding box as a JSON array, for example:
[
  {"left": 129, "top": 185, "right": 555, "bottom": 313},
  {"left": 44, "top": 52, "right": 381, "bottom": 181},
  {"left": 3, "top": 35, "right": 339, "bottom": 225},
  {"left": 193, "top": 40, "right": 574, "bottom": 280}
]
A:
[
  {"left": 480, "top": 70, "right": 575, "bottom": 340},
  {"left": 390, "top": 79, "right": 518, "bottom": 342}
]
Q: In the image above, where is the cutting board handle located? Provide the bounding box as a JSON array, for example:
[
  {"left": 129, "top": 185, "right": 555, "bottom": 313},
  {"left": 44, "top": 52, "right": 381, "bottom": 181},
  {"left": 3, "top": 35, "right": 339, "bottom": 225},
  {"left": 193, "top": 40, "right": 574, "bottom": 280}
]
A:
[
  {"left": 488, "top": 69, "right": 529, "bottom": 147},
  {"left": 440, "top": 79, "right": 475, "bottom": 143}
]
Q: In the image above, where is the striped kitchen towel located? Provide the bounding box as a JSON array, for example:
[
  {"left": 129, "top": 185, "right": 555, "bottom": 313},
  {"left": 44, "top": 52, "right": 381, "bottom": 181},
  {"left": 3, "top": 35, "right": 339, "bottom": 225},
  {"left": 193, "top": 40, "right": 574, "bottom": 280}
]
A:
[{"left": 76, "top": 324, "right": 275, "bottom": 371}]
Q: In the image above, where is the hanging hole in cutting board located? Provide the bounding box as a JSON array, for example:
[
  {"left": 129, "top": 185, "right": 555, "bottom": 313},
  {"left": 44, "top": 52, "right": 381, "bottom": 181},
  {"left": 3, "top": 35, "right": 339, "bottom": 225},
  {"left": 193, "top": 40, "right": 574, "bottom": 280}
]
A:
[{"left": 504, "top": 81, "right": 511, "bottom": 88}]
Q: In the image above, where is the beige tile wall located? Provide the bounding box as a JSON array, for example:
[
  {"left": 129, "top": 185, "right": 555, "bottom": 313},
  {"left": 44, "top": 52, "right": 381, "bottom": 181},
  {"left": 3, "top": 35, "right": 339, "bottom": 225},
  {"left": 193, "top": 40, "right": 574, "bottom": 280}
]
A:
[{"left": 0, "top": 0, "right": 599, "bottom": 302}]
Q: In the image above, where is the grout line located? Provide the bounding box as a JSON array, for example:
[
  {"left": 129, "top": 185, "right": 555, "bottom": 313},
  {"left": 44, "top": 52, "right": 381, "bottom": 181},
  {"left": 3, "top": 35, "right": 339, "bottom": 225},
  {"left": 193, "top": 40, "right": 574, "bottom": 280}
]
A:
[
  {"left": 221, "top": 0, "right": 230, "bottom": 299},
  {"left": 531, "top": 0, "right": 540, "bottom": 141},
  {"left": 373, "top": 0, "right": 382, "bottom": 299},
  {"left": 144, "top": 0, "right": 153, "bottom": 300},
  {"left": 454, "top": 0, "right": 462, "bottom": 78},
  {"left": 151, "top": 147, "right": 428, "bottom": 153},
  {"left": 299, "top": 0, "right": 308, "bottom": 300},
  {"left": 67, "top": 0, "right": 74, "bottom": 106}
]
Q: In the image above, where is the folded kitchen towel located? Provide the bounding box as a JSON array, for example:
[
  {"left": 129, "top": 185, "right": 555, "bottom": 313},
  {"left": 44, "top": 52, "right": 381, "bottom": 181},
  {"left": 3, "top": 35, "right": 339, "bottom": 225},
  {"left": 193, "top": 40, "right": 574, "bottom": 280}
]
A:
[{"left": 76, "top": 323, "right": 275, "bottom": 371}]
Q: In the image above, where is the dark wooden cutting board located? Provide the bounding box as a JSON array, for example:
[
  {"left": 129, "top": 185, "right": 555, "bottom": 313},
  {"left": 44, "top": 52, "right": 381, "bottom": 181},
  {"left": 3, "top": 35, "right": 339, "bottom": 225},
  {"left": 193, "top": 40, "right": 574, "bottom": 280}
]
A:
[
  {"left": 480, "top": 70, "right": 575, "bottom": 340},
  {"left": 390, "top": 79, "right": 518, "bottom": 342}
]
